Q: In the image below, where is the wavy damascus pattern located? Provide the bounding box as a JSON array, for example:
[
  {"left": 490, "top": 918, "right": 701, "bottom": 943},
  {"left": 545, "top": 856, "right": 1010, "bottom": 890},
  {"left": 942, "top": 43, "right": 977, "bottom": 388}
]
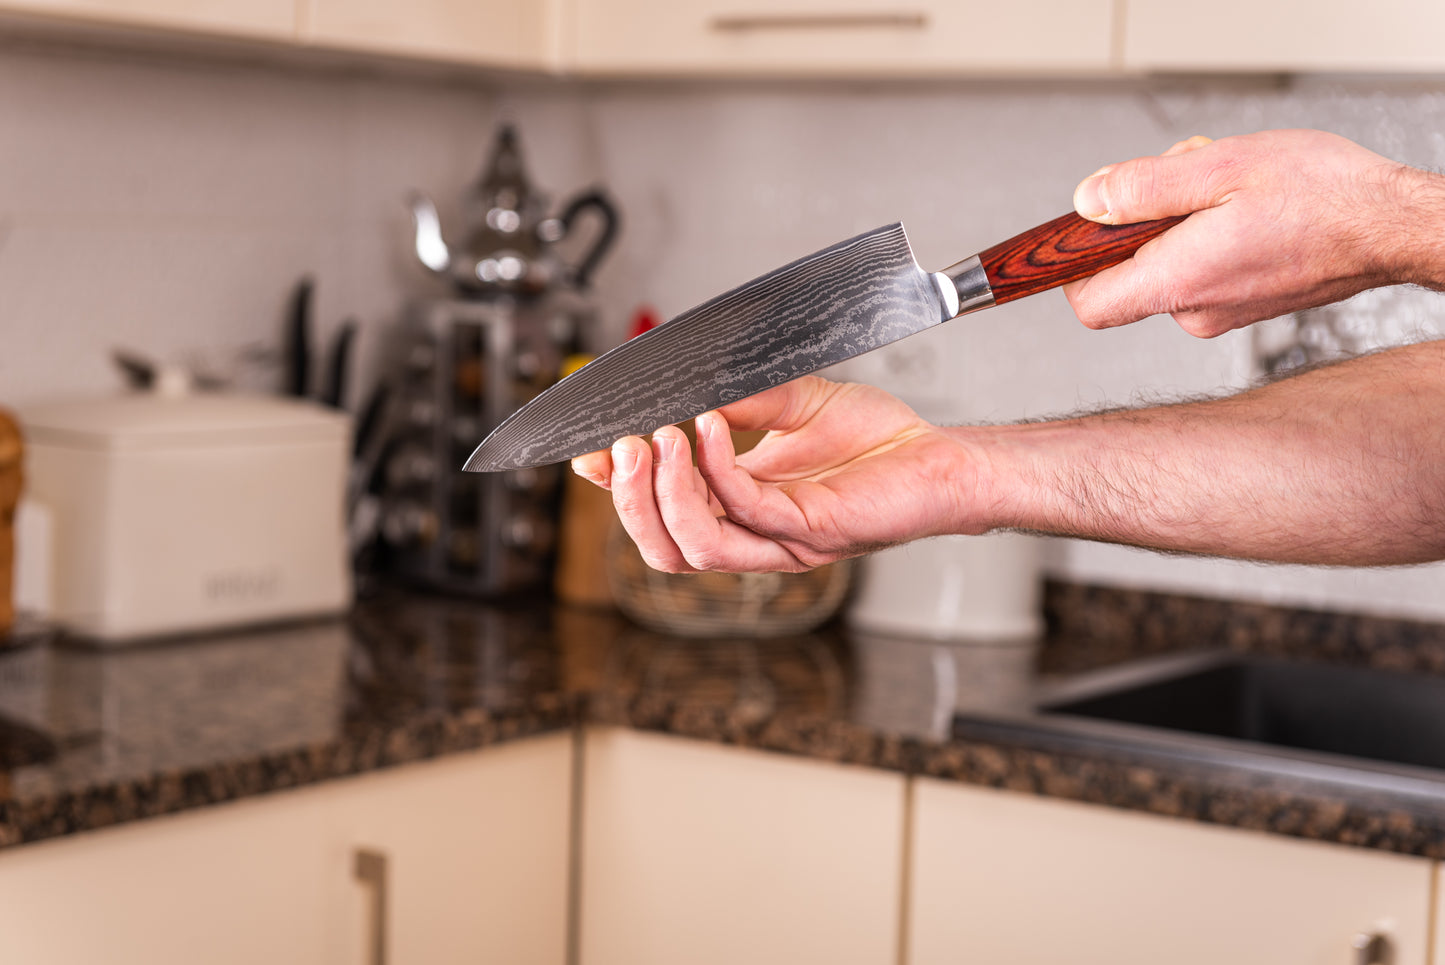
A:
[{"left": 465, "top": 223, "right": 943, "bottom": 472}]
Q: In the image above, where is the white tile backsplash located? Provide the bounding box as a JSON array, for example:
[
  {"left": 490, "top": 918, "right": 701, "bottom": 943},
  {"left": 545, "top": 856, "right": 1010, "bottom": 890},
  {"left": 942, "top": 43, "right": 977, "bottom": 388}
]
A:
[{"left": 1, "top": 43, "right": 1443, "bottom": 619}]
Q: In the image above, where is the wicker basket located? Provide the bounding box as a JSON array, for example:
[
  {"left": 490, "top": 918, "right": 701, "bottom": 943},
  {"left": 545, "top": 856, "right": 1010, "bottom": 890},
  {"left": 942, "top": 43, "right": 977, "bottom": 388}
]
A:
[{"left": 606, "top": 523, "right": 851, "bottom": 638}]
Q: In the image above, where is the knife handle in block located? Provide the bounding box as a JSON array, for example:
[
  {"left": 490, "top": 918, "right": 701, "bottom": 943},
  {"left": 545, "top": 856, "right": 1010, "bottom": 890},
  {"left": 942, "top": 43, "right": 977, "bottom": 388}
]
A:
[{"left": 978, "top": 212, "right": 1186, "bottom": 305}]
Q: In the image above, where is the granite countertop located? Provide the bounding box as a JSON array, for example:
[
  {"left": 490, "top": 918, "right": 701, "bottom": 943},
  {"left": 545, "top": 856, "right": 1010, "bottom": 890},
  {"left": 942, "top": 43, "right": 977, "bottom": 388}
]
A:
[{"left": 1, "top": 583, "right": 1444, "bottom": 857}]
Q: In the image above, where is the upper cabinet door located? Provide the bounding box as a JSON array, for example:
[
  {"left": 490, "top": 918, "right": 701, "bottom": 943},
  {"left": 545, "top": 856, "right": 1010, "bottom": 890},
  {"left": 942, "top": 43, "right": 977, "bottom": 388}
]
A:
[
  {"left": 1124, "top": 0, "right": 1445, "bottom": 72},
  {"left": 303, "top": 0, "right": 559, "bottom": 70},
  {"left": 0, "top": 0, "right": 294, "bottom": 39},
  {"left": 566, "top": 0, "right": 1116, "bottom": 77}
]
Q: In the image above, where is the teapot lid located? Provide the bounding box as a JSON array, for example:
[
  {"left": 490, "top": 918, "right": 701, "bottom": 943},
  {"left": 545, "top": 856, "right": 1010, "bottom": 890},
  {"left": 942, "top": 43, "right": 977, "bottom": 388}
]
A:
[{"left": 466, "top": 123, "right": 545, "bottom": 248}]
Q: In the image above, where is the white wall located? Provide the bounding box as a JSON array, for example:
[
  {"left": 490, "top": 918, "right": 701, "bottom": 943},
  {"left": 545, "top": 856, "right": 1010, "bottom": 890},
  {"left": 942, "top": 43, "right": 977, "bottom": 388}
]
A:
[
  {"left": 0, "top": 45, "right": 514, "bottom": 403},
  {"left": 1, "top": 42, "right": 1443, "bottom": 618}
]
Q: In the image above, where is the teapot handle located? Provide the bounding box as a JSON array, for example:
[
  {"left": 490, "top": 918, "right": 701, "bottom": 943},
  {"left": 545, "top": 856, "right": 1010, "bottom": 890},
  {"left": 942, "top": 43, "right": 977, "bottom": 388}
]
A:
[{"left": 557, "top": 189, "right": 620, "bottom": 289}]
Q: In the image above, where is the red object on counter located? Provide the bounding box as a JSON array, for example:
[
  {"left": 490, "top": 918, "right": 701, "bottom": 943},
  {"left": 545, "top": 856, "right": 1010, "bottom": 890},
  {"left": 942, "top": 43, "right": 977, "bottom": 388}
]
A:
[{"left": 627, "top": 305, "right": 663, "bottom": 340}]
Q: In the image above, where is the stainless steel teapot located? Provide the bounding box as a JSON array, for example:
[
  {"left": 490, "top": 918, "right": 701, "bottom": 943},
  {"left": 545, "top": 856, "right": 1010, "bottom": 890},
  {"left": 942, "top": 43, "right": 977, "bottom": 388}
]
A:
[{"left": 409, "top": 123, "right": 618, "bottom": 297}]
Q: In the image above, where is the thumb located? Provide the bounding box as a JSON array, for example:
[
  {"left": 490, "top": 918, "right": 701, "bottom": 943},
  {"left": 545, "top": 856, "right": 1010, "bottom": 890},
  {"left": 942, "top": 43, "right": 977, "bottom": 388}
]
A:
[
  {"left": 1074, "top": 135, "right": 1227, "bottom": 225},
  {"left": 713, "top": 377, "right": 831, "bottom": 434}
]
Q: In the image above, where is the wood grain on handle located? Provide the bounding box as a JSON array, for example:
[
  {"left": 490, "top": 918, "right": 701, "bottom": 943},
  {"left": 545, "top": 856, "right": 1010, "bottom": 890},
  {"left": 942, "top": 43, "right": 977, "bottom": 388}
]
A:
[{"left": 979, "top": 212, "right": 1185, "bottom": 305}]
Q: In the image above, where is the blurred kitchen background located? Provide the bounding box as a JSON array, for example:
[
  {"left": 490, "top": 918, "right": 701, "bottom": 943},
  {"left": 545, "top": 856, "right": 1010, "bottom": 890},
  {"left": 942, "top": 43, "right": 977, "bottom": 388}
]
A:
[{"left": 5, "top": 6, "right": 1445, "bottom": 964}]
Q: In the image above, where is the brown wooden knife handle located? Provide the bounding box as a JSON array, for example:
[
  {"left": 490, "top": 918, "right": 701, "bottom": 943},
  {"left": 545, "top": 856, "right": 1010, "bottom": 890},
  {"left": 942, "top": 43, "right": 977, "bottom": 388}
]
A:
[{"left": 978, "top": 212, "right": 1185, "bottom": 305}]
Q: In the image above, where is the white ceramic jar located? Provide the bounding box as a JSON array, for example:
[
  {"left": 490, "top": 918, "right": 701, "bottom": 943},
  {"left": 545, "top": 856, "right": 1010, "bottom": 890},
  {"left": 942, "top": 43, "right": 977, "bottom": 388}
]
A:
[{"left": 846, "top": 532, "right": 1043, "bottom": 644}]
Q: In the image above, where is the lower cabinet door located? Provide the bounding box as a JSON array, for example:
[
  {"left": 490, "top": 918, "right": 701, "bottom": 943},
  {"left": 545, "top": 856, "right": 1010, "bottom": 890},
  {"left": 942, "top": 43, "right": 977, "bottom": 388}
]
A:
[
  {"left": 579, "top": 727, "right": 906, "bottom": 965},
  {"left": 0, "top": 787, "right": 335, "bottom": 965},
  {"left": 908, "top": 779, "right": 1433, "bottom": 965},
  {"left": 322, "top": 735, "right": 573, "bottom": 965},
  {"left": 0, "top": 734, "right": 573, "bottom": 965}
]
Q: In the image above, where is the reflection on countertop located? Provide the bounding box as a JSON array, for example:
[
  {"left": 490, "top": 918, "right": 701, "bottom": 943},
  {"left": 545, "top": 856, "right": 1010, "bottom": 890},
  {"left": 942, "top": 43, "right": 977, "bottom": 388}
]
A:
[
  {"left": 0, "top": 583, "right": 1442, "bottom": 856},
  {"left": 2, "top": 620, "right": 350, "bottom": 801}
]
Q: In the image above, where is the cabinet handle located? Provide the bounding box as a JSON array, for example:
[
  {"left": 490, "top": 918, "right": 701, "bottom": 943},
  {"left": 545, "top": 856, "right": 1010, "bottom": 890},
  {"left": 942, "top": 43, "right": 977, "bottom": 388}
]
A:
[
  {"left": 1352, "top": 931, "right": 1392, "bottom": 965},
  {"left": 354, "top": 848, "right": 389, "bottom": 965},
  {"left": 709, "top": 12, "right": 928, "bottom": 32}
]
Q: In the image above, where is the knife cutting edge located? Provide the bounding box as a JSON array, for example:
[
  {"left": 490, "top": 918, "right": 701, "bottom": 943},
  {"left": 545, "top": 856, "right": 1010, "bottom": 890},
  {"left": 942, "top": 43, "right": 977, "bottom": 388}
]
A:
[{"left": 464, "top": 211, "right": 1184, "bottom": 473}]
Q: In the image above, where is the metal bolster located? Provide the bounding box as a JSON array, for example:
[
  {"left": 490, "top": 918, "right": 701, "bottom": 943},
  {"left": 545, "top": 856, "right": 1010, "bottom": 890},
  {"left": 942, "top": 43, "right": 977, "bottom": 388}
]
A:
[{"left": 941, "top": 254, "right": 995, "bottom": 319}]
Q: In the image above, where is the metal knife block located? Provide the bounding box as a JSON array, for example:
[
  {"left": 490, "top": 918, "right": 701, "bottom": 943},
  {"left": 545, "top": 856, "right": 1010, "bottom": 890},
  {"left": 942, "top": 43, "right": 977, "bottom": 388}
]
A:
[{"left": 377, "top": 297, "right": 584, "bottom": 596}]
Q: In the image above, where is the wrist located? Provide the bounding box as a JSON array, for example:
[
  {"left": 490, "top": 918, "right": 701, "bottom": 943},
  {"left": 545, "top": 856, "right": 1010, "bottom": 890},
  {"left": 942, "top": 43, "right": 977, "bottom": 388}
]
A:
[
  {"left": 1384, "top": 165, "right": 1445, "bottom": 291},
  {"left": 936, "top": 423, "right": 1033, "bottom": 537}
]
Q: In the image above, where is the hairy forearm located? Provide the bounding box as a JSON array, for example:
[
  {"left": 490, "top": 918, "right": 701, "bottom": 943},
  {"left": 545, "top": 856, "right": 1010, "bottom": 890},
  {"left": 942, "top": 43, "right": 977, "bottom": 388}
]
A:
[
  {"left": 1394, "top": 166, "right": 1445, "bottom": 292},
  {"left": 955, "top": 341, "right": 1445, "bottom": 565}
]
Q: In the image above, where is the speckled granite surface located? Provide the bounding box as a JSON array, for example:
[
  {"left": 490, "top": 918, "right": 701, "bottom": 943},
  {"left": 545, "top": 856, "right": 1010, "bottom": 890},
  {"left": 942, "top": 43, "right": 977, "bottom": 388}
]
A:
[
  {"left": 0, "top": 582, "right": 1443, "bottom": 857},
  {"left": 1039, "top": 582, "right": 1445, "bottom": 675}
]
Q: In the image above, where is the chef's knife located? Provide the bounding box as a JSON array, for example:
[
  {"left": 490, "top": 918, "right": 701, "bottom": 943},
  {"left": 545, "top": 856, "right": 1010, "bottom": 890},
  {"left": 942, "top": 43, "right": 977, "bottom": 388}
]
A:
[{"left": 464, "top": 211, "right": 1183, "bottom": 472}]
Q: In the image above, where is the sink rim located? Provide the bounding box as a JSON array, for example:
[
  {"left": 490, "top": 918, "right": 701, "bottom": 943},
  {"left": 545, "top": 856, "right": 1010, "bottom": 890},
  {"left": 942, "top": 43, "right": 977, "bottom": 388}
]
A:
[{"left": 953, "top": 649, "right": 1445, "bottom": 811}]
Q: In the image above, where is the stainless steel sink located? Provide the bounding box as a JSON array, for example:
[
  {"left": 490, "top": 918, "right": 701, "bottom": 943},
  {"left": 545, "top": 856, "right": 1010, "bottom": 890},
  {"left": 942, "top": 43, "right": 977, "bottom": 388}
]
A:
[{"left": 1039, "top": 652, "right": 1445, "bottom": 771}]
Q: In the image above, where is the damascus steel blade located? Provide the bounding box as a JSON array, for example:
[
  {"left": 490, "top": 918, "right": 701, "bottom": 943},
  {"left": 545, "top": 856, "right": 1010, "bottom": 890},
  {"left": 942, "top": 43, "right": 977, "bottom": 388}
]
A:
[{"left": 464, "top": 223, "right": 949, "bottom": 472}]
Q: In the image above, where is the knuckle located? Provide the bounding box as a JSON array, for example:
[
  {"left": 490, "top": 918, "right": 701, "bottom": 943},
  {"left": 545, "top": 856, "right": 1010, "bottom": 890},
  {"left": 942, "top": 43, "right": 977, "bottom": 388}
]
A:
[
  {"left": 785, "top": 541, "right": 838, "bottom": 572},
  {"left": 611, "top": 484, "right": 648, "bottom": 517},
  {"left": 639, "top": 546, "right": 686, "bottom": 573},
  {"left": 1106, "top": 158, "right": 1159, "bottom": 216},
  {"left": 664, "top": 524, "right": 726, "bottom": 572},
  {"left": 1175, "top": 311, "right": 1228, "bottom": 339},
  {"left": 1072, "top": 302, "right": 1112, "bottom": 330},
  {"left": 681, "top": 547, "right": 726, "bottom": 572},
  {"left": 1065, "top": 286, "right": 1121, "bottom": 330},
  {"left": 1201, "top": 154, "right": 1243, "bottom": 202}
]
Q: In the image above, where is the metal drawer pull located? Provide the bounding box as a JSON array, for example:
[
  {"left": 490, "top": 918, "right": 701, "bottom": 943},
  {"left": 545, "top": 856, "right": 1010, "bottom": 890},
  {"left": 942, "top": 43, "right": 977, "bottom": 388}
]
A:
[
  {"left": 354, "top": 848, "right": 389, "bottom": 965},
  {"left": 710, "top": 12, "right": 929, "bottom": 32},
  {"left": 1353, "top": 931, "right": 1392, "bottom": 965}
]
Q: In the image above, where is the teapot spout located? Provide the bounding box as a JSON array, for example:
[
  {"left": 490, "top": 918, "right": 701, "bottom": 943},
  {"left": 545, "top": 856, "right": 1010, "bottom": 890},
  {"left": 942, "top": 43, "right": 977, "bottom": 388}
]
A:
[{"left": 408, "top": 192, "right": 451, "bottom": 273}]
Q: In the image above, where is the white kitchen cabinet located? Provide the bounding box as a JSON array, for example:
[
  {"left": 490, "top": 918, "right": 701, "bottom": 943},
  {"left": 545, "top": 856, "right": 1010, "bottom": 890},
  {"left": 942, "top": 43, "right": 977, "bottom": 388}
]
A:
[
  {"left": 0, "top": 734, "right": 573, "bottom": 965},
  {"left": 908, "top": 778, "right": 1433, "bottom": 965},
  {"left": 302, "top": 0, "right": 560, "bottom": 71},
  {"left": 0, "top": 0, "right": 294, "bottom": 40},
  {"left": 322, "top": 736, "right": 574, "bottom": 965},
  {"left": 564, "top": 0, "right": 1115, "bottom": 77},
  {"left": 1123, "top": 0, "right": 1445, "bottom": 73},
  {"left": 579, "top": 727, "right": 906, "bottom": 965},
  {"left": 0, "top": 779, "right": 335, "bottom": 965},
  {"left": 1432, "top": 864, "right": 1445, "bottom": 964}
]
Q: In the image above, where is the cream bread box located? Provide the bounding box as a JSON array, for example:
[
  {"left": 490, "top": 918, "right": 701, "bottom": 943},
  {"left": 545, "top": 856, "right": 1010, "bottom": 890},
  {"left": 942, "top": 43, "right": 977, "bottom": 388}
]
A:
[{"left": 19, "top": 392, "right": 352, "bottom": 643}]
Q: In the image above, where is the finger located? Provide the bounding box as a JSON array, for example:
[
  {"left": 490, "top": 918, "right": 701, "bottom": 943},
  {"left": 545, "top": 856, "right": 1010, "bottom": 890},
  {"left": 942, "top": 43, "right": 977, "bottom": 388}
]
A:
[
  {"left": 712, "top": 379, "right": 819, "bottom": 434},
  {"left": 647, "top": 426, "right": 770, "bottom": 571},
  {"left": 716, "top": 379, "right": 891, "bottom": 480},
  {"left": 695, "top": 410, "right": 798, "bottom": 532},
  {"left": 1074, "top": 135, "right": 1234, "bottom": 225},
  {"left": 662, "top": 413, "right": 812, "bottom": 572},
  {"left": 1161, "top": 134, "right": 1213, "bottom": 157},
  {"left": 1061, "top": 239, "right": 1179, "bottom": 329},
  {"left": 609, "top": 436, "right": 692, "bottom": 573},
  {"left": 571, "top": 449, "right": 612, "bottom": 489}
]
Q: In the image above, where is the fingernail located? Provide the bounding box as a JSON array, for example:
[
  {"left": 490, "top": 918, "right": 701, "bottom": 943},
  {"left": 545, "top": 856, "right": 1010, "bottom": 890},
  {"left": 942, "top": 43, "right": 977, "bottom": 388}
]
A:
[
  {"left": 1074, "top": 174, "right": 1109, "bottom": 220},
  {"left": 612, "top": 442, "right": 637, "bottom": 478},
  {"left": 655, "top": 430, "right": 682, "bottom": 464}
]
